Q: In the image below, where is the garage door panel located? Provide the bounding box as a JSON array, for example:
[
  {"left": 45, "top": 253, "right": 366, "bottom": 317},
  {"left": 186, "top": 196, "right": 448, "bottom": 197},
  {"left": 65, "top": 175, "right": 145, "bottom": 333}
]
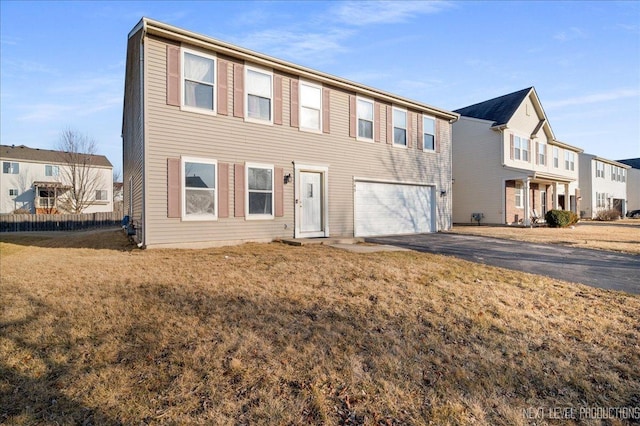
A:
[{"left": 355, "top": 182, "right": 434, "bottom": 237}]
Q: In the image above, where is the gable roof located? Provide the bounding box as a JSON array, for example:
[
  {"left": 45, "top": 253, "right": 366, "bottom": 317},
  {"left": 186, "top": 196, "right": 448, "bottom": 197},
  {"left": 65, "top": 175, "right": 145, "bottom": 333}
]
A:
[
  {"left": 454, "top": 87, "right": 533, "bottom": 127},
  {"left": 618, "top": 158, "right": 640, "bottom": 169},
  {"left": 0, "top": 145, "right": 112, "bottom": 168}
]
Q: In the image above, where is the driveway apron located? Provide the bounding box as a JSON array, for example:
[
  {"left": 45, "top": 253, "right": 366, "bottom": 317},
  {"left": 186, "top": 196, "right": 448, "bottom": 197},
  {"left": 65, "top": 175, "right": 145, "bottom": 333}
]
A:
[{"left": 367, "top": 233, "right": 640, "bottom": 295}]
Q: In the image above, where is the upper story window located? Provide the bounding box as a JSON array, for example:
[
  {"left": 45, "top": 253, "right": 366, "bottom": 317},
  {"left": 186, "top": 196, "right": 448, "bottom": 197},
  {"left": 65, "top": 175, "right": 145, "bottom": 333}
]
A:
[
  {"left": 183, "top": 157, "right": 217, "bottom": 220},
  {"left": 595, "top": 161, "right": 605, "bottom": 178},
  {"left": 537, "top": 142, "right": 546, "bottom": 165},
  {"left": 622, "top": 169, "right": 626, "bottom": 183},
  {"left": 357, "top": 97, "right": 374, "bottom": 141},
  {"left": 393, "top": 107, "right": 407, "bottom": 146},
  {"left": 246, "top": 163, "right": 274, "bottom": 219},
  {"left": 182, "top": 49, "right": 216, "bottom": 112},
  {"left": 514, "top": 136, "right": 529, "bottom": 161},
  {"left": 611, "top": 165, "right": 625, "bottom": 182},
  {"left": 565, "top": 151, "right": 575, "bottom": 171},
  {"left": 246, "top": 66, "right": 273, "bottom": 123},
  {"left": 2, "top": 161, "right": 19, "bottom": 174},
  {"left": 299, "top": 80, "right": 322, "bottom": 132},
  {"left": 553, "top": 147, "right": 559, "bottom": 168},
  {"left": 45, "top": 165, "right": 59, "bottom": 177},
  {"left": 95, "top": 190, "right": 108, "bottom": 201},
  {"left": 423, "top": 115, "right": 436, "bottom": 151}
]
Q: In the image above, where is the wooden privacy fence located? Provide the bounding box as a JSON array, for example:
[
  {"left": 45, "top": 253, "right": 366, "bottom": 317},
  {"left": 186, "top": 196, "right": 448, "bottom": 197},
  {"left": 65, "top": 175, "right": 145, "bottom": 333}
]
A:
[{"left": 0, "top": 212, "right": 123, "bottom": 232}]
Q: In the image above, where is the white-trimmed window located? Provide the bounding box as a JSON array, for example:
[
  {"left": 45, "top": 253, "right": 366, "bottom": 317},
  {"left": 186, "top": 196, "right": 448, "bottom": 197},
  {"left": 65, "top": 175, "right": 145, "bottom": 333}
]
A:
[
  {"left": 95, "top": 190, "right": 108, "bottom": 201},
  {"left": 2, "top": 162, "right": 19, "bottom": 174},
  {"left": 565, "top": 151, "right": 575, "bottom": 171},
  {"left": 537, "top": 142, "right": 546, "bottom": 165},
  {"left": 514, "top": 136, "right": 529, "bottom": 161},
  {"left": 246, "top": 163, "right": 274, "bottom": 219},
  {"left": 596, "top": 192, "right": 606, "bottom": 208},
  {"left": 553, "top": 147, "right": 559, "bottom": 168},
  {"left": 246, "top": 66, "right": 273, "bottom": 123},
  {"left": 299, "top": 80, "right": 322, "bottom": 132},
  {"left": 622, "top": 168, "right": 626, "bottom": 183},
  {"left": 596, "top": 161, "right": 605, "bottom": 178},
  {"left": 423, "top": 115, "right": 436, "bottom": 151},
  {"left": 9, "top": 188, "right": 18, "bottom": 197},
  {"left": 182, "top": 48, "right": 216, "bottom": 112},
  {"left": 393, "top": 107, "right": 407, "bottom": 146},
  {"left": 45, "top": 164, "right": 59, "bottom": 177},
  {"left": 357, "top": 97, "right": 374, "bottom": 141},
  {"left": 515, "top": 181, "right": 523, "bottom": 208},
  {"left": 182, "top": 157, "right": 217, "bottom": 220}
]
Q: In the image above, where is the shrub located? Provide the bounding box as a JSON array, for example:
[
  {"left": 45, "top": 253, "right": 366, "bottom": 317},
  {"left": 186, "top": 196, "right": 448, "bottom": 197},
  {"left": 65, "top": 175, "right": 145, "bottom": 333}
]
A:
[
  {"left": 545, "top": 209, "right": 579, "bottom": 228},
  {"left": 595, "top": 209, "right": 620, "bottom": 221}
]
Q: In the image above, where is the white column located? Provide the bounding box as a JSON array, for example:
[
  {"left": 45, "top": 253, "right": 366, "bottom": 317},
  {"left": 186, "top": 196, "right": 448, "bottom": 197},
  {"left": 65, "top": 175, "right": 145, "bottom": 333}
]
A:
[
  {"left": 523, "top": 178, "right": 531, "bottom": 226},
  {"left": 564, "top": 183, "right": 570, "bottom": 210},
  {"left": 552, "top": 182, "right": 558, "bottom": 210}
]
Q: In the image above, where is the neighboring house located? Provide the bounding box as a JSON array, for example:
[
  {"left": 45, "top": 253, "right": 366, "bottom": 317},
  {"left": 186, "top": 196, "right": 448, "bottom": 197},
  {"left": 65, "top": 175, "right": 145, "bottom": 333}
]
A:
[
  {"left": 113, "top": 181, "right": 124, "bottom": 213},
  {"left": 0, "top": 145, "right": 113, "bottom": 214},
  {"left": 578, "top": 154, "right": 629, "bottom": 218},
  {"left": 452, "top": 87, "right": 583, "bottom": 226},
  {"left": 122, "top": 18, "right": 458, "bottom": 248},
  {"left": 617, "top": 158, "right": 640, "bottom": 212}
]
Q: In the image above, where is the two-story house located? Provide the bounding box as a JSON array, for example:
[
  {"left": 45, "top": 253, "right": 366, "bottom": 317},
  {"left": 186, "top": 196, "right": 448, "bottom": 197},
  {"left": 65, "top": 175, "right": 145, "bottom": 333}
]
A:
[
  {"left": 578, "top": 154, "right": 629, "bottom": 218},
  {"left": 0, "top": 145, "right": 113, "bottom": 215},
  {"left": 122, "top": 18, "right": 458, "bottom": 248},
  {"left": 617, "top": 158, "right": 640, "bottom": 214},
  {"left": 452, "top": 87, "right": 583, "bottom": 226}
]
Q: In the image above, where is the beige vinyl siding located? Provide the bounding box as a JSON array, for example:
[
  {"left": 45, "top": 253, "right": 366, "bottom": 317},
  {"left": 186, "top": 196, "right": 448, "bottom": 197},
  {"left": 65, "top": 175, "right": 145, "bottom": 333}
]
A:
[
  {"left": 142, "top": 35, "right": 452, "bottom": 246},
  {"left": 122, "top": 29, "right": 145, "bottom": 240},
  {"left": 452, "top": 117, "right": 505, "bottom": 224}
]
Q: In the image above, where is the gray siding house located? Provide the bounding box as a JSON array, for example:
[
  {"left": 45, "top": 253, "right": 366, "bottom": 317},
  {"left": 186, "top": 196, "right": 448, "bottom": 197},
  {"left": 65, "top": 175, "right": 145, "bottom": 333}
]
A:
[{"left": 122, "top": 18, "right": 457, "bottom": 248}]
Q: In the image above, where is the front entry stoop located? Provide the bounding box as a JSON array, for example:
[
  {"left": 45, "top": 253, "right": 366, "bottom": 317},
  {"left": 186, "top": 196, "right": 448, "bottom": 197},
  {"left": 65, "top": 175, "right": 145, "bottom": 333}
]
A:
[{"left": 279, "top": 237, "right": 364, "bottom": 246}]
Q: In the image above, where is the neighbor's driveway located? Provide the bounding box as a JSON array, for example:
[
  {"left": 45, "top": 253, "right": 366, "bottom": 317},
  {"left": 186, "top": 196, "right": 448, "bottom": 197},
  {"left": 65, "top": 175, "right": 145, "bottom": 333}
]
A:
[{"left": 367, "top": 233, "right": 640, "bottom": 294}]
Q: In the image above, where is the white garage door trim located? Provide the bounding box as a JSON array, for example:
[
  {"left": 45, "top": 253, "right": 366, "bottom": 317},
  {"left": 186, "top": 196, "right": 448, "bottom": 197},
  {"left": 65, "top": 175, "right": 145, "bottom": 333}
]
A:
[{"left": 354, "top": 179, "right": 436, "bottom": 237}]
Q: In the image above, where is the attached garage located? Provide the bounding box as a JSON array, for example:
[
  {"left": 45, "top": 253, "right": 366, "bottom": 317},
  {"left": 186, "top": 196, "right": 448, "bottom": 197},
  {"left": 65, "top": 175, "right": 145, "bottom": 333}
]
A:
[{"left": 354, "top": 180, "right": 435, "bottom": 237}]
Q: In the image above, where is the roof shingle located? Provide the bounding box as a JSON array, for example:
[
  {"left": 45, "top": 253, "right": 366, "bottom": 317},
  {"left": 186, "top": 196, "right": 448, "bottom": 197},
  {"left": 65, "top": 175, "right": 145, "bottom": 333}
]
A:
[
  {"left": 0, "top": 145, "right": 112, "bottom": 168},
  {"left": 453, "top": 87, "right": 533, "bottom": 127}
]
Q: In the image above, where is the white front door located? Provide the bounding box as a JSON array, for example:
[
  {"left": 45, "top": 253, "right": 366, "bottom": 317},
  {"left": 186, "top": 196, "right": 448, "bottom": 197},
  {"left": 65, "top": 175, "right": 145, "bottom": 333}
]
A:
[{"left": 299, "top": 171, "right": 323, "bottom": 235}]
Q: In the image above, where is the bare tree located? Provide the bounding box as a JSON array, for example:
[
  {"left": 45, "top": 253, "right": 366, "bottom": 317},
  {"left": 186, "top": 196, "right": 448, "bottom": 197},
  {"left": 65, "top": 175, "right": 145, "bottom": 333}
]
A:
[{"left": 56, "top": 129, "right": 102, "bottom": 213}]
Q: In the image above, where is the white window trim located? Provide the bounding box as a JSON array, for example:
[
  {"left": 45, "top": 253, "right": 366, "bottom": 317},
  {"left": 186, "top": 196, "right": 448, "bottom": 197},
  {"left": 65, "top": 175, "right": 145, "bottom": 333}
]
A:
[
  {"left": 180, "top": 47, "right": 217, "bottom": 116},
  {"left": 3, "top": 161, "right": 19, "bottom": 174},
  {"left": 45, "top": 164, "right": 60, "bottom": 177},
  {"left": 392, "top": 106, "right": 408, "bottom": 148},
  {"left": 95, "top": 189, "right": 108, "bottom": 201},
  {"left": 356, "top": 96, "right": 375, "bottom": 142},
  {"left": 515, "top": 182, "right": 524, "bottom": 208},
  {"left": 422, "top": 114, "right": 436, "bottom": 152},
  {"left": 553, "top": 147, "right": 559, "bottom": 168},
  {"left": 299, "top": 79, "right": 323, "bottom": 134},
  {"left": 246, "top": 162, "right": 274, "bottom": 220},
  {"left": 538, "top": 142, "right": 546, "bottom": 165},
  {"left": 181, "top": 156, "right": 218, "bottom": 221},
  {"left": 514, "top": 135, "right": 529, "bottom": 162},
  {"left": 244, "top": 65, "right": 273, "bottom": 125},
  {"left": 9, "top": 188, "right": 18, "bottom": 197}
]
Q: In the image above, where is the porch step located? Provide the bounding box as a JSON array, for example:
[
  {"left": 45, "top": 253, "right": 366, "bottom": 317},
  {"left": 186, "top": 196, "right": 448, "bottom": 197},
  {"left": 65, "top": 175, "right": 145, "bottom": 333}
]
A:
[{"left": 279, "top": 237, "right": 364, "bottom": 246}]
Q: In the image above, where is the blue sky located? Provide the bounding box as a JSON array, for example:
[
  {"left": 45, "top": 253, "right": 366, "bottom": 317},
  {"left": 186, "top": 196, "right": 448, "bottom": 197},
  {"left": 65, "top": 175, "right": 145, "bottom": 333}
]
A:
[{"left": 1, "top": 1, "right": 639, "bottom": 175}]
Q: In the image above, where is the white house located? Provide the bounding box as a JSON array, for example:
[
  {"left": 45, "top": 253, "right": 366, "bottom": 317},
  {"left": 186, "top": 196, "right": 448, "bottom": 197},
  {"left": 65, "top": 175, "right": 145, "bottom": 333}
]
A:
[
  {"left": 617, "top": 158, "right": 640, "bottom": 214},
  {"left": 578, "top": 153, "right": 629, "bottom": 218},
  {"left": 0, "top": 145, "right": 113, "bottom": 214}
]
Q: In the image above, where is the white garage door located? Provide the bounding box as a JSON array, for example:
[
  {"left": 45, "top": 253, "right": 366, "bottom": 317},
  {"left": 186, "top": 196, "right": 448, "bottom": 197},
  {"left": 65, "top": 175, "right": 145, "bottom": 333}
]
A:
[{"left": 354, "top": 181, "right": 435, "bottom": 237}]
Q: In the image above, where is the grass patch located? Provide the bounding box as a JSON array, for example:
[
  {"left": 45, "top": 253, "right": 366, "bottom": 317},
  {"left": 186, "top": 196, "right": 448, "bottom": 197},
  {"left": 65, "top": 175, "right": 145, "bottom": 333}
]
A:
[
  {"left": 1, "top": 230, "right": 639, "bottom": 425},
  {"left": 452, "top": 220, "right": 640, "bottom": 255}
]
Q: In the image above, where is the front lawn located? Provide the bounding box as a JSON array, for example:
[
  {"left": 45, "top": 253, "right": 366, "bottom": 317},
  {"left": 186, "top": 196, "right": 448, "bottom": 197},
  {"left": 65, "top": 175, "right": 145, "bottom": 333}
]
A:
[{"left": 1, "top": 230, "right": 639, "bottom": 425}]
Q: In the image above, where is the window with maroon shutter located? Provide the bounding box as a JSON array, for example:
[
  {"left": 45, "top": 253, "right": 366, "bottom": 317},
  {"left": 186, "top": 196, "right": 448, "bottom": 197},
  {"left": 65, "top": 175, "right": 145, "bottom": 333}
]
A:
[
  {"left": 274, "top": 75, "right": 283, "bottom": 125},
  {"left": 274, "top": 167, "right": 284, "bottom": 217},
  {"left": 217, "top": 59, "right": 228, "bottom": 115},
  {"left": 322, "top": 88, "right": 330, "bottom": 134},
  {"left": 374, "top": 102, "right": 381, "bottom": 143},
  {"left": 349, "top": 95, "right": 357, "bottom": 138},
  {"left": 218, "top": 162, "right": 229, "bottom": 218},
  {"left": 167, "top": 158, "right": 181, "bottom": 218},
  {"left": 166, "top": 46, "right": 180, "bottom": 107},
  {"left": 386, "top": 105, "right": 393, "bottom": 145},
  {"left": 290, "top": 79, "right": 299, "bottom": 128},
  {"left": 233, "top": 63, "right": 244, "bottom": 118},
  {"left": 234, "top": 163, "right": 245, "bottom": 217}
]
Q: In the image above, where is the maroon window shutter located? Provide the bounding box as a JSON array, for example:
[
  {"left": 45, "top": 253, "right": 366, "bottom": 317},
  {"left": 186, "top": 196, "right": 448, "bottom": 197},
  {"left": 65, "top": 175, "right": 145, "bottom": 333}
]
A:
[
  {"left": 274, "top": 167, "right": 284, "bottom": 217},
  {"left": 274, "top": 75, "right": 283, "bottom": 125},
  {"left": 407, "top": 112, "right": 413, "bottom": 149},
  {"left": 349, "top": 95, "right": 356, "bottom": 138},
  {"left": 510, "top": 134, "right": 514, "bottom": 160},
  {"left": 387, "top": 105, "right": 393, "bottom": 145},
  {"left": 233, "top": 63, "right": 244, "bottom": 118},
  {"left": 290, "top": 79, "right": 299, "bottom": 128},
  {"left": 217, "top": 59, "right": 228, "bottom": 116},
  {"left": 435, "top": 119, "right": 441, "bottom": 153},
  {"left": 167, "top": 158, "right": 181, "bottom": 218},
  {"left": 417, "top": 114, "right": 424, "bottom": 150},
  {"left": 218, "top": 162, "right": 229, "bottom": 218},
  {"left": 322, "top": 88, "right": 331, "bottom": 134},
  {"left": 535, "top": 142, "right": 539, "bottom": 165},
  {"left": 374, "top": 102, "right": 381, "bottom": 143},
  {"left": 234, "top": 163, "right": 245, "bottom": 217},
  {"left": 528, "top": 140, "right": 533, "bottom": 163},
  {"left": 545, "top": 144, "right": 549, "bottom": 165},
  {"left": 166, "top": 45, "right": 181, "bottom": 107}
]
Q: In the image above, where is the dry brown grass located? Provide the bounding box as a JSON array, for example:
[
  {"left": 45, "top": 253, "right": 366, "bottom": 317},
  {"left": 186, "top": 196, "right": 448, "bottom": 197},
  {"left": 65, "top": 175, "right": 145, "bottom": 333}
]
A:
[
  {"left": 1, "top": 230, "right": 639, "bottom": 425},
  {"left": 452, "top": 220, "right": 640, "bottom": 255}
]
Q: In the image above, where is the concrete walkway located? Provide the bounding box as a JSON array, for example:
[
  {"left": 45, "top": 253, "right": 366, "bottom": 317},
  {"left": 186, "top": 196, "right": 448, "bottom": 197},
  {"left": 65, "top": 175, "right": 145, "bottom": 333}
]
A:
[{"left": 367, "top": 233, "right": 640, "bottom": 295}]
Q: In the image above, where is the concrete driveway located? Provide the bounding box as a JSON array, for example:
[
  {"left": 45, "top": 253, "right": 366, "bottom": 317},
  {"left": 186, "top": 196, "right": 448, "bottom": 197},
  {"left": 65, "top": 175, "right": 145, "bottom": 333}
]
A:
[{"left": 367, "top": 233, "right": 640, "bottom": 295}]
